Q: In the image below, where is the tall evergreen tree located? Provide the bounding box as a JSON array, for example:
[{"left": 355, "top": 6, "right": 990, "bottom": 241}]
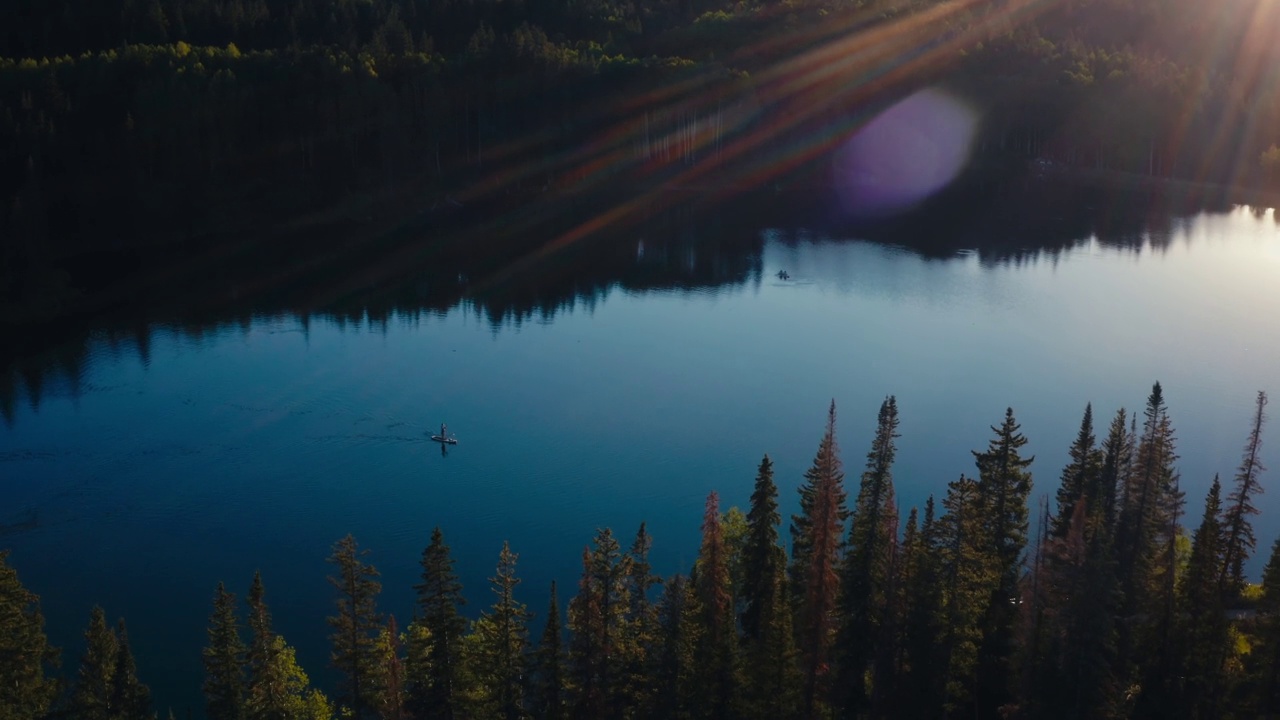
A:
[
  {"left": 742, "top": 454, "right": 783, "bottom": 642},
  {"left": 70, "top": 606, "right": 117, "bottom": 720},
  {"left": 371, "top": 616, "right": 406, "bottom": 720},
  {"left": 897, "top": 499, "right": 945, "bottom": 717},
  {"left": 622, "top": 523, "right": 659, "bottom": 714},
  {"left": 694, "top": 491, "right": 739, "bottom": 719},
  {"left": 1220, "top": 390, "right": 1268, "bottom": 599},
  {"left": 202, "top": 582, "right": 247, "bottom": 720},
  {"left": 0, "top": 550, "right": 58, "bottom": 720},
  {"left": 790, "top": 400, "right": 848, "bottom": 594},
  {"left": 244, "top": 572, "right": 334, "bottom": 720},
  {"left": 1253, "top": 537, "right": 1280, "bottom": 715},
  {"left": 743, "top": 561, "right": 802, "bottom": 720},
  {"left": 1174, "top": 477, "right": 1229, "bottom": 718},
  {"left": 109, "top": 618, "right": 153, "bottom": 720},
  {"left": 408, "top": 527, "right": 468, "bottom": 720},
  {"left": 835, "top": 395, "right": 900, "bottom": 716},
  {"left": 326, "top": 534, "right": 384, "bottom": 719},
  {"left": 473, "top": 541, "right": 532, "bottom": 720},
  {"left": 530, "top": 582, "right": 568, "bottom": 720},
  {"left": 939, "top": 476, "right": 994, "bottom": 717},
  {"left": 790, "top": 400, "right": 847, "bottom": 719},
  {"left": 568, "top": 528, "right": 632, "bottom": 717},
  {"left": 651, "top": 575, "right": 700, "bottom": 720},
  {"left": 1052, "top": 403, "right": 1103, "bottom": 539},
  {"left": 1097, "top": 408, "right": 1133, "bottom": 541},
  {"left": 972, "top": 407, "right": 1034, "bottom": 716},
  {"left": 1116, "top": 384, "right": 1179, "bottom": 661}
]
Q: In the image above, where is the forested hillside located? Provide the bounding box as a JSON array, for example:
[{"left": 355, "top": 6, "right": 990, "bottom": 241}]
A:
[
  {"left": 5, "top": 385, "right": 1280, "bottom": 719},
  {"left": 3, "top": 0, "right": 1280, "bottom": 268}
]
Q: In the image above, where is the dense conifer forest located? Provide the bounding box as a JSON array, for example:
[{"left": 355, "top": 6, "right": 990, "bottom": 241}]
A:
[
  {"left": 4, "top": 383, "right": 1279, "bottom": 719},
  {"left": 5, "top": 0, "right": 1280, "bottom": 323}
]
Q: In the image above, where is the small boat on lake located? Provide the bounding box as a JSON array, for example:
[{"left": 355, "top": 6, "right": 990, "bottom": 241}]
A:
[{"left": 430, "top": 422, "right": 458, "bottom": 445}]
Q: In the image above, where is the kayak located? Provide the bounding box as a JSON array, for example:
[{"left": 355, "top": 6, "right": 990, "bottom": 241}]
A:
[{"left": 430, "top": 435, "right": 458, "bottom": 445}]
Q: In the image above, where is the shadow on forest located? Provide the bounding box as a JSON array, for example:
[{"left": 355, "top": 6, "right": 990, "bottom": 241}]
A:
[{"left": 1, "top": 173, "right": 1264, "bottom": 424}]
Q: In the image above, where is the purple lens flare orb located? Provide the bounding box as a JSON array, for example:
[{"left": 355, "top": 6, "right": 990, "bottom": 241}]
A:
[{"left": 832, "top": 88, "right": 979, "bottom": 217}]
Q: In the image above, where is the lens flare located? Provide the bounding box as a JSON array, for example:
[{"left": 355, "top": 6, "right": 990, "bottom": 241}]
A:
[{"left": 832, "top": 88, "right": 978, "bottom": 217}]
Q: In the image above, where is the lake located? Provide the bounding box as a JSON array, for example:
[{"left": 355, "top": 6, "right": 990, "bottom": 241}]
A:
[{"left": 4, "top": 186, "right": 1280, "bottom": 716}]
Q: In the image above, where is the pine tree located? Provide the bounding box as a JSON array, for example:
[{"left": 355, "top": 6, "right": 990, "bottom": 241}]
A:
[
  {"left": 1052, "top": 404, "right": 1103, "bottom": 539},
  {"left": 939, "top": 476, "right": 994, "bottom": 717},
  {"left": 567, "top": 527, "right": 635, "bottom": 717},
  {"left": 1116, "top": 384, "right": 1179, "bottom": 674},
  {"left": 622, "top": 523, "right": 659, "bottom": 713},
  {"left": 790, "top": 400, "right": 848, "bottom": 593},
  {"left": 110, "top": 618, "right": 153, "bottom": 720},
  {"left": 790, "top": 400, "right": 847, "bottom": 718},
  {"left": 897, "top": 500, "right": 945, "bottom": 717},
  {"left": 530, "top": 582, "right": 568, "bottom": 720},
  {"left": 651, "top": 575, "right": 700, "bottom": 719},
  {"left": 371, "top": 616, "right": 406, "bottom": 720},
  {"left": 326, "top": 534, "right": 384, "bottom": 719},
  {"left": 972, "top": 407, "right": 1034, "bottom": 715},
  {"left": 1097, "top": 408, "right": 1133, "bottom": 542},
  {"left": 473, "top": 541, "right": 532, "bottom": 720},
  {"left": 245, "top": 572, "right": 334, "bottom": 720},
  {"left": 744, "top": 561, "right": 802, "bottom": 720},
  {"left": 203, "top": 582, "right": 247, "bottom": 720},
  {"left": 1220, "top": 390, "right": 1267, "bottom": 600},
  {"left": 694, "top": 491, "right": 739, "bottom": 719},
  {"left": 1174, "top": 477, "right": 1228, "bottom": 718},
  {"left": 568, "top": 548, "right": 605, "bottom": 719},
  {"left": 742, "top": 454, "right": 782, "bottom": 642},
  {"left": 1254, "top": 538, "right": 1280, "bottom": 715},
  {"left": 70, "top": 606, "right": 117, "bottom": 720},
  {"left": 836, "top": 395, "right": 900, "bottom": 716},
  {"left": 408, "top": 527, "right": 468, "bottom": 720},
  {"left": 0, "top": 550, "right": 58, "bottom": 720}
]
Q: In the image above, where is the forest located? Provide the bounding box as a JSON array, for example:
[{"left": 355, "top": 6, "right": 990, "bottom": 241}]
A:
[
  {"left": 4, "top": 383, "right": 1280, "bottom": 719},
  {"left": 5, "top": 0, "right": 1280, "bottom": 324}
]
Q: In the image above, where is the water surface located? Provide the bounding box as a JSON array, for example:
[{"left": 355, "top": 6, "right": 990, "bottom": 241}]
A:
[{"left": 4, "top": 198, "right": 1280, "bottom": 715}]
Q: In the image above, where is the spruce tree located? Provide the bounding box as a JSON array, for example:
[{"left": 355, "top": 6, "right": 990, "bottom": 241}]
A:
[
  {"left": 742, "top": 454, "right": 782, "bottom": 642},
  {"left": 1221, "top": 390, "right": 1267, "bottom": 599},
  {"left": 897, "top": 499, "right": 945, "bottom": 717},
  {"left": 568, "top": 527, "right": 634, "bottom": 717},
  {"left": 939, "top": 476, "right": 994, "bottom": 717},
  {"left": 0, "top": 550, "right": 58, "bottom": 720},
  {"left": 790, "top": 400, "right": 847, "bottom": 719},
  {"left": 1115, "top": 383, "right": 1178, "bottom": 675},
  {"left": 1097, "top": 408, "right": 1133, "bottom": 542},
  {"left": 202, "top": 582, "right": 246, "bottom": 720},
  {"left": 109, "top": 618, "right": 153, "bottom": 720},
  {"left": 651, "top": 575, "right": 700, "bottom": 720},
  {"left": 744, "top": 562, "right": 802, "bottom": 720},
  {"left": 408, "top": 527, "right": 468, "bottom": 720},
  {"left": 972, "top": 407, "right": 1034, "bottom": 716},
  {"left": 568, "top": 547, "right": 606, "bottom": 719},
  {"left": 326, "top": 534, "right": 384, "bottom": 719},
  {"left": 694, "top": 491, "right": 739, "bottom": 720},
  {"left": 245, "top": 572, "right": 334, "bottom": 720},
  {"left": 1173, "top": 477, "right": 1228, "bottom": 718},
  {"left": 371, "top": 616, "right": 406, "bottom": 720},
  {"left": 1052, "top": 403, "right": 1103, "bottom": 539},
  {"left": 622, "top": 524, "right": 659, "bottom": 713},
  {"left": 473, "top": 541, "right": 532, "bottom": 720},
  {"left": 790, "top": 400, "right": 848, "bottom": 595},
  {"left": 1254, "top": 537, "right": 1280, "bottom": 715},
  {"left": 70, "top": 606, "right": 117, "bottom": 720},
  {"left": 530, "top": 582, "right": 568, "bottom": 720},
  {"left": 836, "top": 395, "right": 900, "bottom": 716}
]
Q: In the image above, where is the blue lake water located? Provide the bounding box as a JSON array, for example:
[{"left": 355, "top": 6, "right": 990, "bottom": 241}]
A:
[{"left": 4, "top": 199, "right": 1280, "bottom": 715}]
